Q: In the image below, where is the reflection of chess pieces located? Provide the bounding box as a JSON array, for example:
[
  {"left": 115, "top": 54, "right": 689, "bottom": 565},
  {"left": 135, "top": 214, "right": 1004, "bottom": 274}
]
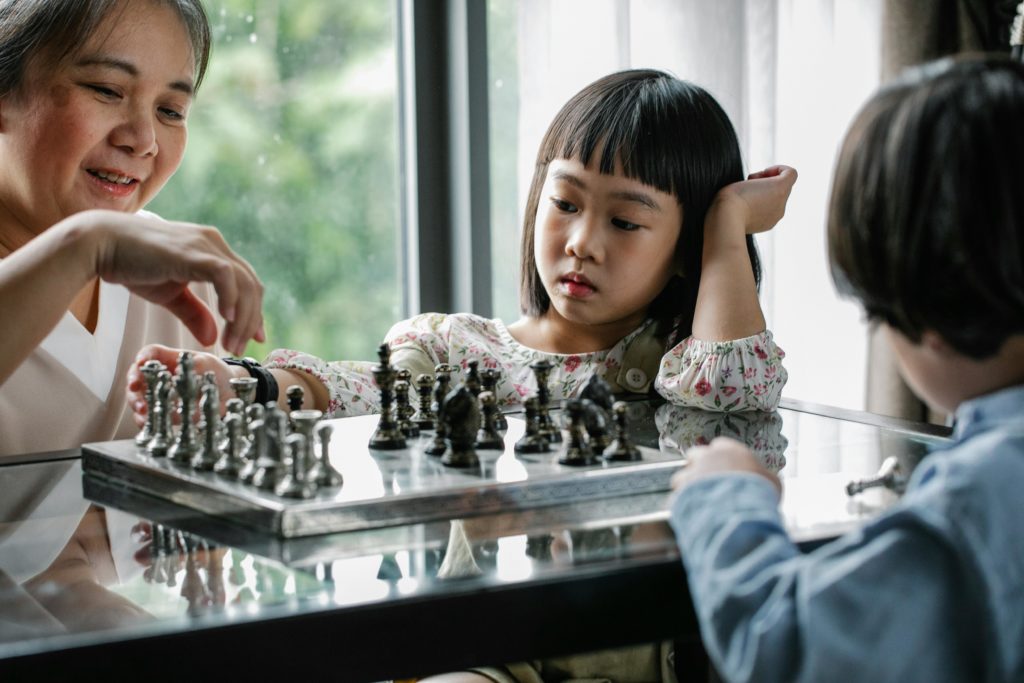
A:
[
  {"left": 214, "top": 413, "right": 245, "bottom": 477},
  {"left": 514, "top": 397, "right": 550, "bottom": 454},
  {"left": 230, "top": 375, "right": 258, "bottom": 408},
  {"left": 560, "top": 399, "right": 597, "bottom": 466},
  {"left": 136, "top": 360, "right": 164, "bottom": 446},
  {"left": 290, "top": 409, "right": 323, "bottom": 474},
  {"left": 308, "top": 422, "right": 343, "bottom": 488},
  {"left": 206, "top": 548, "right": 226, "bottom": 608},
  {"left": 275, "top": 433, "right": 315, "bottom": 499},
  {"left": 394, "top": 379, "right": 419, "bottom": 438},
  {"left": 529, "top": 359, "right": 562, "bottom": 443},
  {"left": 413, "top": 373, "right": 437, "bottom": 430},
  {"left": 480, "top": 368, "right": 507, "bottom": 431},
  {"left": 475, "top": 391, "right": 504, "bottom": 450},
  {"left": 169, "top": 351, "right": 200, "bottom": 464},
  {"left": 846, "top": 456, "right": 906, "bottom": 496},
  {"left": 191, "top": 379, "right": 221, "bottom": 471},
  {"left": 147, "top": 370, "right": 174, "bottom": 457},
  {"left": 604, "top": 401, "right": 641, "bottom": 461},
  {"left": 441, "top": 385, "right": 480, "bottom": 468},
  {"left": 369, "top": 344, "right": 407, "bottom": 450},
  {"left": 181, "top": 535, "right": 210, "bottom": 617}
]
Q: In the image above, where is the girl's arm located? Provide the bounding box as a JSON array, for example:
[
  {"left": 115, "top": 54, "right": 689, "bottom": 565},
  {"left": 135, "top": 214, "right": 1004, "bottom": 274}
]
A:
[{"left": 690, "top": 166, "right": 797, "bottom": 341}]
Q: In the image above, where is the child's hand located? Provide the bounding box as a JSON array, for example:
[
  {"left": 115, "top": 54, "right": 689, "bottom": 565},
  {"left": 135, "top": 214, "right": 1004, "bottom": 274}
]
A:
[
  {"left": 709, "top": 165, "right": 798, "bottom": 235},
  {"left": 671, "top": 437, "right": 781, "bottom": 494}
]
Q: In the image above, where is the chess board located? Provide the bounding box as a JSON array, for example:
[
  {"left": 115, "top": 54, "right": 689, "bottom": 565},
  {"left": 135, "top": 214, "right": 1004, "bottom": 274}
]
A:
[{"left": 82, "top": 414, "right": 683, "bottom": 538}]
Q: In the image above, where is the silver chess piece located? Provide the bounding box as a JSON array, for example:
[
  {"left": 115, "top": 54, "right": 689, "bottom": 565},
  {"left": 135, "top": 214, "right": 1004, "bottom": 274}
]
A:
[
  {"left": 275, "top": 433, "right": 314, "bottom": 499},
  {"left": 475, "top": 391, "right": 504, "bottom": 450},
  {"left": 413, "top": 373, "right": 437, "bottom": 430},
  {"left": 368, "top": 344, "right": 407, "bottom": 450},
  {"left": 560, "top": 398, "right": 597, "bottom": 466},
  {"left": 168, "top": 352, "right": 200, "bottom": 465},
  {"left": 307, "top": 422, "right": 343, "bottom": 488},
  {"left": 603, "top": 401, "right": 641, "bottom": 461},
  {"left": 239, "top": 415, "right": 266, "bottom": 484},
  {"left": 290, "top": 409, "right": 323, "bottom": 474},
  {"left": 229, "top": 376, "right": 258, "bottom": 409},
  {"left": 191, "top": 378, "right": 221, "bottom": 471},
  {"left": 252, "top": 405, "right": 287, "bottom": 490},
  {"left": 136, "top": 360, "right": 164, "bottom": 446},
  {"left": 214, "top": 413, "right": 245, "bottom": 478},
  {"left": 147, "top": 370, "right": 174, "bottom": 457},
  {"left": 514, "top": 396, "right": 550, "bottom": 454}
]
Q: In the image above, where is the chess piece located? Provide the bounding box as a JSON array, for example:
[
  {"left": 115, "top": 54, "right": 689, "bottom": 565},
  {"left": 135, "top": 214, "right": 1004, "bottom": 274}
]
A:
[
  {"left": 191, "top": 380, "right": 221, "bottom": 471},
  {"left": 603, "top": 401, "right": 641, "bottom": 461},
  {"left": 846, "top": 456, "right": 906, "bottom": 496},
  {"left": 251, "top": 406, "right": 287, "bottom": 490},
  {"left": 229, "top": 376, "right": 258, "bottom": 409},
  {"left": 480, "top": 367, "right": 507, "bottom": 431},
  {"left": 275, "top": 433, "right": 315, "bottom": 499},
  {"left": 581, "top": 399, "right": 611, "bottom": 453},
  {"left": 464, "top": 360, "right": 482, "bottom": 397},
  {"left": 214, "top": 413, "right": 245, "bottom": 477},
  {"left": 307, "top": 422, "right": 343, "bottom": 488},
  {"left": 580, "top": 374, "right": 615, "bottom": 413},
  {"left": 223, "top": 397, "right": 248, "bottom": 442},
  {"left": 514, "top": 397, "right": 550, "bottom": 454},
  {"left": 475, "top": 391, "right": 504, "bottom": 450},
  {"left": 147, "top": 370, "right": 174, "bottom": 458},
  {"left": 560, "top": 398, "right": 597, "bottom": 466},
  {"left": 529, "top": 359, "right": 562, "bottom": 443},
  {"left": 413, "top": 373, "right": 437, "bottom": 430},
  {"left": 290, "top": 409, "right": 323, "bottom": 474},
  {"left": 441, "top": 385, "right": 480, "bottom": 468},
  {"left": 368, "top": 344, "right": 406, "bottom": 450},
  {"left": 238, "top": 415, "right": 266, "bottom": 484},
  {"left": 424, "top": 367, "right": 457, "bottom": 456},
  {"left": 168, "top": 352, "right": 200, "bottom": 464},
  {"left": 394, "top": 379, "right": 419, "bottom": 438},
  {"left": 286, "top": 384, "right": 305, "bottom": 413},
  {"left": 136, "top": 360, "right": 164, "bottom": 446}
]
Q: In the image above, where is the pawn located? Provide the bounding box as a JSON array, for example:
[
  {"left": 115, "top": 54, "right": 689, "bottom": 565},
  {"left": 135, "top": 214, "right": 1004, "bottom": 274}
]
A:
[
  {"left": 191, "top": 380, "right": 221, "bottom": 471},
  {"left": 275, "top": 433, "right": 315, "bottom": 499},
  {"left": 514, "top": 397, "right": 550, "bottom": 454},
  {"left": 480, "top": 368, "right": 507, "bottom": 431},
  {"left": 475, "top": 391, "right": 504, "bottom": 450},
  {"left": 394, "top": 379, "right": 420, "bottom": 438},
  {"left": 413, "top": 373, "right": 437, "bottom": 430},
  {"left": 559, "top": 398, "right": 597, "bottom": 466},
  {"left": 603, "top": 401, "right": 641, "bottom": 461},
  {"left": 214, "top": 413, "right": 245, "bottom": 477},
  {"left": 286, "top": 384, "right": 305, "bottom": 414},
  {"left": 308, "top": 422, "right": 343, "bottom": 488},
  {"left": 424, "top": 370, "right": 456, "bottom": 456},
  {"left": 252, "top": 406, "right": 287, "bottom": 490}
]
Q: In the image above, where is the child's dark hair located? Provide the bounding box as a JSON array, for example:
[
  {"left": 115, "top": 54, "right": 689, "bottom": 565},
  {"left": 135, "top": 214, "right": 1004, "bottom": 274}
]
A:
[
  {"left": 829, "top": 54, "right": 1024, "bottom": 359},
  {"left": 518, "top": 69, "right": 761, "bottom": 348}
]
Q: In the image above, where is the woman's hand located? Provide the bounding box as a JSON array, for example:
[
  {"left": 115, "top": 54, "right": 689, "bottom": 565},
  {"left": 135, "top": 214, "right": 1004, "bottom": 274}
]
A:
[
  {"left": 79, "top": 210, "right": 265, "bottom": 356},
  {"left": 708, "top": 165, "right": 798, "bottom": 236},
  {"left": 671, "top": 437, "right": 781, "bottom": 494},
  {"left": 126, "top": 344, "right": 243, "bottom": 426}
]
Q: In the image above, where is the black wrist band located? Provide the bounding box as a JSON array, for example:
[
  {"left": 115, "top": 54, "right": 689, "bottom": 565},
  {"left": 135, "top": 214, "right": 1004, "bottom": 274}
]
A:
[{"left": 223, "top": 357, "right": 279, "bottom": 404}]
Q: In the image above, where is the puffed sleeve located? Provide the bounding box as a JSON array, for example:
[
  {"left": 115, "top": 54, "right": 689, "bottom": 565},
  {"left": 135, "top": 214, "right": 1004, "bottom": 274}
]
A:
[
  {"left": 384, "top": 312, "right": 452, "bottom": 378},
  {"left": 654, "top": 331, "right": 787, "bottom": 411}
]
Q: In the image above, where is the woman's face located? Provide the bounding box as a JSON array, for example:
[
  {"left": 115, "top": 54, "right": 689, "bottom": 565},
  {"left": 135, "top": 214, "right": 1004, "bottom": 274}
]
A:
[{"left": 0, "top": 1, "right": 195, "bottom": 236}]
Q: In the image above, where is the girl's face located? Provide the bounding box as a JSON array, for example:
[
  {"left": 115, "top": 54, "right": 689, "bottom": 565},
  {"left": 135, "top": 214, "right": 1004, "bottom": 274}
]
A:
[
  {"left": 0, "top": 1, "right": 195, "bottom": 237},
  {"left": 534, "top": 158, "right": 682, "bottom": 336}
]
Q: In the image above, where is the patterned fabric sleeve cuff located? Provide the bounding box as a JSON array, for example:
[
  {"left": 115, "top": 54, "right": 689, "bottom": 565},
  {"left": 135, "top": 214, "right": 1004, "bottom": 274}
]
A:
[{"left": 263, "top": 348, "right": 346, "bottom": 417}]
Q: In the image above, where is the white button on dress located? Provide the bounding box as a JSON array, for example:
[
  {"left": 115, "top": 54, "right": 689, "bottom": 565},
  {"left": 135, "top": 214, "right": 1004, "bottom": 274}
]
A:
[{"left": 624, "top": 368, "right": 648, "bottom": 390}]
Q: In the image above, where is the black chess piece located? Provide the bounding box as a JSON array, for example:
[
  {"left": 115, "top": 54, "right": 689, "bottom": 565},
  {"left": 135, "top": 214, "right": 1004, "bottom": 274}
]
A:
[
  {"left": 441, "top": 385, "right": 480, "bottom": 468},
  {"left": 514, "top": 397, "right": 550, "bottom": 454},
  {"left": 480, "top": 367, "right": 507, "bottom": 431},
  {"left": 581, "top": 398, "right": 611, "bottom": 453},
  {"left": 425, "top": 367, "right": 457, "bottom": 456},
  {"left": 529, "top": 359, "right": 562, "bottom": 443},
  {"left": 474, "top": 391, "right": 504, "bottom": 450},
  {"left": 286, "top": 385, "right": 305, "bottom": 413},
  {"left": 368, "top": 343, "right": 407, "bottom": 450},
  {"left": 580, "top": 374, "right": 615, "bottom": 412},
  {"left": 464, "top": 360, "right": 482, "bottom": 397},
  {"left": 560, "top": 398, "right": 597, "bottom": 466},
  {"left": 394, "top": 379, "right": 420, "bottom": 438},
  {"left": 603, "top": 401, "right": 641, "bottom": 461},
  {"left": 413, "top": 373, "right": 437, "bottom": 430}
]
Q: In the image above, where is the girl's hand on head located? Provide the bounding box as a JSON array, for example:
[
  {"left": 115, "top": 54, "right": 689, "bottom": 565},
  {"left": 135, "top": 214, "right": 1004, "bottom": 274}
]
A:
[
  {"left": 709, "top": 165, "right": 798, "bottom": 236},
  {"left": 126, "top": 344, "right": 244, "bottom": 427},
  {"left": 70, "top": 210, "right": 266, "bottom": 356},
  {"left": 671, "top": 437, "right": 781, "bottom": 494}
]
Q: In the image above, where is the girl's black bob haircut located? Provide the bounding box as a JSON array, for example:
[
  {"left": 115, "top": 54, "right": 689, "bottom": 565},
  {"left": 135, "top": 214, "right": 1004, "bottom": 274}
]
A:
[
  {"left": 829, "top": 54, "right": 1024, "bottom": 359},
  {"left": 0, "top": 0, "right": 211, "bottom": 99},
  {"left": 518, "top": 69, "right": 761, "bottom": 348}
]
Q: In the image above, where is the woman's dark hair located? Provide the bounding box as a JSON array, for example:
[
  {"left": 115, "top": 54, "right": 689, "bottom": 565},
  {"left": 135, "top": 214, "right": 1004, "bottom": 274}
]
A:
[
  {"left": 518, "top": 69, "right": 760, "bottom": 348},
  {"left": 828, "top": 54, "right": 1024, "bottom": 359},
  {"left": 0, "top": 0, "right": 211, "bottom": 98}
]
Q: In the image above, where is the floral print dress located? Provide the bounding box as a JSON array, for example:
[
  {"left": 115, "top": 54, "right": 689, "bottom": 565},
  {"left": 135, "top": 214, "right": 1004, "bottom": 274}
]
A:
[{"left": 264, "top": 313, "right": 787, "bottom": 418}]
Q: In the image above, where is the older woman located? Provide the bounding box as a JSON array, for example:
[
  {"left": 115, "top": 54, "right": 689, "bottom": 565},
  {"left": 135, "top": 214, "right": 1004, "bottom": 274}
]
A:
[{"left": 0, "top": 0, "right": 264, "bottom": 457}]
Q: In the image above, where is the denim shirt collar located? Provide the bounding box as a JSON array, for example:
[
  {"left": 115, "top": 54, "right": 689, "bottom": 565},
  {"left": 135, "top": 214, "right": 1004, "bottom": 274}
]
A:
[{"left": 952, "top": 383, "right": 1024, "bottom": 442}]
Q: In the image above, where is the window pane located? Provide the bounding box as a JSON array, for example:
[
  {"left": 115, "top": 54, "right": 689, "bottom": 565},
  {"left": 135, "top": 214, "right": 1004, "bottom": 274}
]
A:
[{"left": 149, "top": 0, "right": 401, "bottom": 361}]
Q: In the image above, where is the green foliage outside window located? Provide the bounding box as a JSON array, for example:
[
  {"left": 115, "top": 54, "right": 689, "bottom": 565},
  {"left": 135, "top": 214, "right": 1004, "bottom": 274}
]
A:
[{"left": 149, "top": 0, "right": 401, "bottom": 362}]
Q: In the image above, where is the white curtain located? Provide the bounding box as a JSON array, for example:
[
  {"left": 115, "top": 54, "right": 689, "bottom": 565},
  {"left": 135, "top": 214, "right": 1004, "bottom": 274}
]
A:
[{"left": 514, "top": 0, "right": 883, "bottom": 412}]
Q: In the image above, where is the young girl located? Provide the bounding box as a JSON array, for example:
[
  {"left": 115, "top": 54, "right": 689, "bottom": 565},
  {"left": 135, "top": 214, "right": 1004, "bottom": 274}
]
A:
[{"left": 132, "top": 70, "right": 791, "bottom": 418}]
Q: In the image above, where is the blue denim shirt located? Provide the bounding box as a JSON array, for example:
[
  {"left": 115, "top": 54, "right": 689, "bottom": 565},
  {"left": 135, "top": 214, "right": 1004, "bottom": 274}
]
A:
[{"left": 669, "top": 384, "right": 1024, "bottom": 683}]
